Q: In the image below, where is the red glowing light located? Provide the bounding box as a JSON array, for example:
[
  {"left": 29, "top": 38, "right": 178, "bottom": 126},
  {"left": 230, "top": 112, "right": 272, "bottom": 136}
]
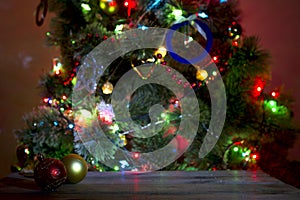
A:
[
  {"left": 133, "top": 152, "right": 139, "bottom": 159},
  {"left": 43, "top": 98, "right": 49, "bottom": 103},
  {"left": 271, "top": 90, "right": 279, "bottom": 98},
  {"left": 252, "top": 154, "right": 257, "bottom": 159},
  {"left": 252, "top": 77, "right": 265, "bottom": 98},
  {"left": 123, "top": 0, "right": 137, "bottom": 17},
  {"left": 51, "top": 168, "right": 60, "bottom": 177},
  {"left": 257, "top": 86, "right": 262, "bottom": 92},
  {"left": 62, "top": 95, "right": 67, "bottom": 100},
  {"left": 233, "top": 40, "right": 239, "bottom": 47},
  {"left": 213, "top": 56, "right": 218, "bottom": 62},
  {"left": 109, "top": 1, "right": 117, "bottom": 7}
]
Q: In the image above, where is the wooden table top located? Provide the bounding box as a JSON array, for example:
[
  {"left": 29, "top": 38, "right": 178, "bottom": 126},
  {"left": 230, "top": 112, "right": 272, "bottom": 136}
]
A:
[{"left": 0, "top": 170, "right": 299, "bottom": 199}]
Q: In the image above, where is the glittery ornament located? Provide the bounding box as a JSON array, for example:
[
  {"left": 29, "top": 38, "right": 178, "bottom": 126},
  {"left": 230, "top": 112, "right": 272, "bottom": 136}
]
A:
[{"left": 34, "top": 154, "right": 67, "bottom": 191}]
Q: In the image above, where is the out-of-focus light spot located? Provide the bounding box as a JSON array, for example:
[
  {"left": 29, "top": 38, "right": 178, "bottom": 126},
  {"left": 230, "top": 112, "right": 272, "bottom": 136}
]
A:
[{"left": 233, "top": 147, "right": 239, "bottom": 152}]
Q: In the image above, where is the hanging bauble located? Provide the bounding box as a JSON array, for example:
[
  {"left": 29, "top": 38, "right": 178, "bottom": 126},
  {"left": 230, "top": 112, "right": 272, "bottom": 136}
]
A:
[
  {"left": 196, "top": 69, "right": 208, "bottom": 81},
  {"left": 99, "top": 0, "right": 119, "bottom": 15},
  {"left": 61, "top": 154, "right": 88, "bottom": 184},
  {"left": 228, "top": 21, "right": 242, "bottom": 40},
  {"left": 16, "top": 144, "right": 31, "bottom": 167},
  {"left": 102, "top": 81, "right": 114, "bottom": 94},
  {"left": 34, "top": 154, "right": 67, "bottom": 191}
]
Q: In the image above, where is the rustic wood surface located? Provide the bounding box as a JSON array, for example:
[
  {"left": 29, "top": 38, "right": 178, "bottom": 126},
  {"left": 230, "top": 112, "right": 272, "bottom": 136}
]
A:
[{"left": 0, "top": 170, "right": 299, "bottom": 199}]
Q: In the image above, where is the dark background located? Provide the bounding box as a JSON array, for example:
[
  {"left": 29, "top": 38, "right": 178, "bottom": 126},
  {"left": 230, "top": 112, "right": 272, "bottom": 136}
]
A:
[{"left": 0, "top": 0, "right": 299, "bottom": 178}]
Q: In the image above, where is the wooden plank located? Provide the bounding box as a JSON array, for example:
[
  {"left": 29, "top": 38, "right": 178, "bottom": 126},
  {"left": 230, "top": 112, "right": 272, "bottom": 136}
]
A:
[{"left": 0, "top": 171, "right": 299, "bottom": 199}]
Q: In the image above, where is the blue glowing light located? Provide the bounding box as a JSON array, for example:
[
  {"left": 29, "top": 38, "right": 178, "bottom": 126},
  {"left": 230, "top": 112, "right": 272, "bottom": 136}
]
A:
[
  {"left": 68, "top": 123, "right": 74, "bottom": 129},
  {"left": 198, "top": 12, "right": 208, "bottom": 18}
]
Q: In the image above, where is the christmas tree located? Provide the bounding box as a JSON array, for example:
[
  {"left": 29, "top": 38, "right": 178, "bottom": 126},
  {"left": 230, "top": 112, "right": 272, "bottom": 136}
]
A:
[{"left": 14, "top": 0, "right": 299, "bottom": 183}]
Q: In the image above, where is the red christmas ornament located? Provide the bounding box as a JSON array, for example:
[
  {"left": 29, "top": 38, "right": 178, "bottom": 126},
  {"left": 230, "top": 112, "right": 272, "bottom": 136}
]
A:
[{"left": 34, "top": 154, "right": 67, "bottom": 191}]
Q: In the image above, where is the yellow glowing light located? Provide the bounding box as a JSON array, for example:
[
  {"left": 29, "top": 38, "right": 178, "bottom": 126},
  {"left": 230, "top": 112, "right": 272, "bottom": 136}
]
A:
[
  {"left": 71, "top": 77, "right": 77, "bottom": 85},
  {"left": 102, "top": 81, "right": 114, "bottom": 94},
  {"left": 100, "top": 2, "right": 106, "bottom": 9},
  {"left": 196, "top": 69, "right": 208, "bottom": 81},
  {"left": 119, "top": 134, "right": 127, "bottom": 146},
  {"left": 108, "top": 6, "right": 117, "bottom": 13}
]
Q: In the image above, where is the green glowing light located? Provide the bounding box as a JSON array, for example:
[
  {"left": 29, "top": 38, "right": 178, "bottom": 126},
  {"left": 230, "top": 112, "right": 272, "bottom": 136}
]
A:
[
  {"left": 81, "top": 3, "right": 91, "bottom": 11},
  {"left": 114, "top": 24, "right": 124, "bottom": 34},
  {"left": 71, "top": 77, "right": 77, "bottom": 85},
  {"left": 233, "top": 147, "right": 239, "bottom": 152},
  {"left": 264, "top": 100, "right": 288, "bottom": 115},
  {"left": 111, "top": 124, "right": 120, "bottom": 132},
  {"left": 269, "top": 100, "right": 276, "bottom": 107},
  {"left": 172, "top": 9, "right": 183, "bottom": 20}
]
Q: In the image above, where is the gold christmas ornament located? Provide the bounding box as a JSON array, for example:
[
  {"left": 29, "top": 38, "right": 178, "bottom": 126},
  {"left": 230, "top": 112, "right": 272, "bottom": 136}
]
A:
[
  {"left": 196, "top": 69, "right": 208, "bottom": 81},
  {"left": 61, "top": 154, "right": 88, "bottom": 184},
  {"left": 102, "top": 81, "right": 114, "bottom": 94}
]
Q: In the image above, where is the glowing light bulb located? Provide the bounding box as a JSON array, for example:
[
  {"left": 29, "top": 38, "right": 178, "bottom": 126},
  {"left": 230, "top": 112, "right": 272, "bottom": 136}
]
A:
[
  {"left": 81, "top": 3, "right": 91, "bottom": 11},
  {"left": 51, "top": 168, "right": 60, "bottom": 177},
  {"left": 257, "top": 87, "right": 262, "bottom": 92},
  {"left": 172, "top": 9, "right": 183, "bottom": 20},
  {"left": 133, "top": 152, "right": 140, "bottom": 159},
  {"left": 102, "top": 81, "right": 114, "bottom": 94},
  {"left": 269, "top": 100, "right": 276, "bottom": 107},
  {"left": 68, "top": 123, "right": 74, "bottom": 129}
]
